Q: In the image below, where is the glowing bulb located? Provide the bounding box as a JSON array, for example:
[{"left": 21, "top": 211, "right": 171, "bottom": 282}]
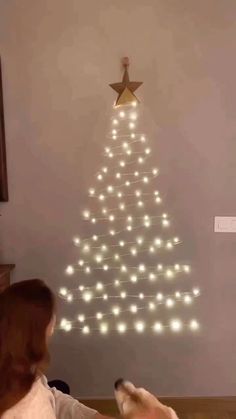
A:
[
  {"left": 103, "top": 264, "right": 109, "bottom": 271},
  {"left": 109, "top": 229, "right": 115, "bottom": 236},
  {"left": 78, "top": 314, "right": 85, "bottom": 323},
  {"left": 166, "top": 298, "right": 175, "bottom": 308},
  {"left": 65, "top": 322, "right": 72, "bottom": 332},
  {"left": 153, "top": 322, "right": 163, "bottom": 333},
  {"left": 121, "top": 291, "right": 127, "bottom": 299},
  {"left": 126, "top": 149, "right": 132, "bottom": 155},
  {"left": 144, "top": 220, "right": 151, "bottom": 228},
  {"left": 170, "top": 319, "right": 182, "bottom": 332},
  {"left": 175, "top": 264, "right": 180, "bottom": 271},
  {"left": 107, "top": 185, "right": 114, "bottom": 193},
  {"left": 125, "top": 181, "right": 130, "bottom": 187},
  {"left": 184, "top": 295, "right": 192, "bottom": 305},
  {"left": 131, "top": 275, "right": 137, "bottom": 283},
  {"left": 145, "top": 148, "right": 151, "bottom": 155},
  {"left": 139, "top": 293, "right": 144, "bottom": 299},
  {"left": 95, "top": 254, "right": 102, "bottom": 264},
  {"left": 152, "top": 168, "right": 158, "bottom": 175},
  {"left": 112, "top": 306, "right": 120, "bottom": 316},
  {"left": 91, "top": 218, "right": 96, "bottom": 224},
  {"left": 83, "top": 210, "right": 90, "bottom": 219},
  {"left": 138, "top": 157, "right": 144, "bottom": 164},
  {"left": 66, "top": 265, "right": 74, "bottom": 275},
  {"left": 82, "top": 325, "right": 90, "bottom": 334},
  {"left": 78, "top": 259, "right": 84, "bottom": 266},
  {"left": 114, "top": 279, "right": 120, "bottom": 287},
  {"left": 193, "top": 288, "right": 200, "bottom": 296},
  {"left": 89, "top": 188, "right": 95, "bottom": 196},
  {"left": 101, "top": 244, "right": 108, "bottom": 252},
  {"left": 149, "top": 273, "right": 156, "bottom": 281},
  {"left": 121, "top": 265, "right": 127, "bottom": 273},
  {"left": 156, "top": 293, "right": 163, "bottom": 301},
  {"left": 109, "top": 214, "right": 115, "bottom": 222},
  {"left": 135, "top": 321, "right": 145, "bottom": 333},
  {"left": 131, "top": 133, "right": 136, "bottom": 138},
  {"left": 99, "top": 194, "right": 105, "bottom": 201},
  {"left": 166, "top": 269, "right": 174, "bottom": 278},
  {"left": 162, "top": 219, "right": 170, "bottom": 227},
  {"left": 96, "top": 282, "right": 104, "bottom": 291},
  {"left": 114, "top": 254, "right": 120, "bottom": 261},
  {"left": 109, "top": 152, "right": 114, "bottom": 158},
  {"left": 112, "top": 135, "right": 117, "bottom": 140},
  {"left": 129, "top": 122, "right": 135, "bottom": 129},
  {"left": 113, "top": 119, "right": 118, "bottom": 125},
  {"left": 67, "top": 294, "right": 73, "bottom": 302},
  {"left": 119, "top": 111, "right": 125, "bottom": 118},
  {"left": 123, "top": 142, "right": 128, "bottom": 149},
  {"left": 137, "top": 237, "right": 143, "bottom": 245},
  {"left": 175, "top": 291, "right": 181, "bottom": 298},
  {"left": 157, "top": 264, "right": 163, "bottom": 271},
  {"left": 130, "top": 305, "right": 138, "bottom": 313},
  {"left": 119, "top": 241, "right": 125, "bottom": 247},
  {"left": 116, "top": 172, "right": 121, "bottom": 179},
  {"left": 83, "top": 244, "right": 90, "bottom": 253},
  {"left": 103, "top": 294, "right": 108, "bottom": 300},
  {"left": 79, "top": 285, "right": 84, "bottom": 291},
  {"left": 154, "top": 238, "right": 162, "bottom": 247},
  {"left": 137, "top": 201, "right": 144, "bottom": 207},
  {"left": 60, "top": 318, "right": 68, "bottom": 329},
  {"left": 83, "top": 291, "right": 93, "bottom": 302},
  {"left": 130, "top": 112, "right": 137, "bottom": 120},
  {"left": 143, "top": 176, "right": 149, "bottom": 183},
  {"left": 112, "top": 129, "right": 117, "bottom": 135},
  {"left": 174, "top": 237, "right": 179, "bottom": 243},
  {"left": 117, "top": 323, "right": 126, "bottom": 333},
  {"left": 85, "top": 266, "right": 91, "bottom": 274},
  {"left": 92, "top": 235, "right": 98, "bottom": 241},
  {"left": 190, "top": 320, "right": 199, "bottom": 331},
  {"left": 73, "top": 237, "right": 80, "bottom": 246},
  {"left": 117, "top": 192, "right": 123, "bottom": 198},
  {"left": 105, "top": 147, "right": 110, "bottom": 153},
  {"left": 120, "top": 160, "right": 125, "bottom": 167},
  {"left": 59, "top": 287, "right": 67, "bottom": 296},
  {"left": 166, "top": 242, "right": 173, "bottom": 250},
  {"left": 130, "top": 247, "right": 137, "bottom": 256},
  {"left": 132, "top": 101, "right": 137, "bottom": 107},
  {"left": 134, "top": 171, "right": 139, "bottom": 177},
  {"left": 119, "top": 203, "right": 125, "bottom": 211},
  {"left": 149, "top": 302, "right": 156, "bottom": 311},
  {"left": 127, "top": 225, "right": 132, "bottom": 231},
  {"left": 102, "top": 167, "right": 108, "bottom": 173},
  {"left": 138, "top": 264, "right": 146, "bottom": 272},
  {"left": 100, "top": 323, "right": 108, "bottom": 334},
  {"left": 149, "top": 246, "right": 155, "bottom": 253},
  {"left": 184, "top": 265, "right": 190, "bottom": 273},
  {"left": 96, "top": 312, "right": 103, "bottom": 320},
  {"left": 155, "top": 197, "right": 162, "bottom": 204},
  {"left": 140, "top": 135, "right": 146, "bottom": 143}
]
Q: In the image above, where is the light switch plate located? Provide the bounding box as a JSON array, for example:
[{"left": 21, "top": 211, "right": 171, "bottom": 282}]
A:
[{"left": 214, "top": 216, "right": 236, "bottom": 233}]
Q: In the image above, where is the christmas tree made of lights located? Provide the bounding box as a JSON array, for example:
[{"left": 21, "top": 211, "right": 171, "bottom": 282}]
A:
[{"left": 59, "top": 58, "right": 200, "bottom": 335}]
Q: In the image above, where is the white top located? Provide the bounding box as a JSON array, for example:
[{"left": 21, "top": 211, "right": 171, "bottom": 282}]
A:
[{"left": 2, "top": 376, "right": 97, "bottom": 419}]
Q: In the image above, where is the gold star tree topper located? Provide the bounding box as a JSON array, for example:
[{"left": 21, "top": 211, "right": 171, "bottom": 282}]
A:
[{"left": 109, "top": 57, "right": 143, "bottom": 107}]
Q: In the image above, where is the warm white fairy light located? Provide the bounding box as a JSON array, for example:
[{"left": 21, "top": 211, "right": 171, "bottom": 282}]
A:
[
  {"left": 85, "top": 266, "right": 91, "bottom": 274},
  {"left": 109, "top": 229, "right": 116, "bottom": 236},
  {"left": 78, "top": 314, "right": 85, "bottom": 323},
  {"left": 162, "top": 219, "right": 170, "bottom": 227},
  {"left": 92, "top": 235, "right": 98, "bottom": 241},
  {"left": 83, "top": 291, "right": 93, "bottom": 302},
  {"left": 149, "top": 302, "right": 156, "bottom": 311},
  {"left": 119, "top": 240, "right": 125, "bottom": 247},
  {"left": 184, "top": 265, "right": 191, "bottom": 273},
  {"left": 67, "top": 294, "right": 73, "bottom": 302},
  {"left": 175, "top": 264, "right": 180, "bottom": 271},
  {"left": 73, "top": 237, "right": 80, "bottom": 246},
  {"left": 125, "top": 181, "right": 131, "bottom": 187},
  {"left": 130, "top": 304, "right": 138, "bottom": 313},
  {"left": 112, "top": 129, "right": 117, "bottom": 135},
  {"left": 96, "top": 312, "right": 103, "bottom": 320},
  {"left": 190, "top": 320, "right": 199, "bottom": 331},
  {"left": 99, "top": 194, "right": 105, "bottom": 201},
  {"left": 193, "top": 288, "right": 200, "bottom": 296},
  {"left": 66, "top": 265, "right": 74, "bottom": 275},
  {"left": 143, "top": 176, "right": 149, "bottom": 183},
  {"left": 156, "top": 293, "right": 163, "bottom": 301},
  {"left": 140, "top": 135, "right": 146, "bottom": 143},
  {"left": 175, "top": 291, "right": 181, "bottom": 298},
  {"left": 184, "top": 295, "right": 192, "bottom": 305},
  {"left": 120, "top": 160, "right": 125, "bottom": 167},
  {"left": 135, "top": 321, "right": 145, "bottom": 333},
  {"left": 107, "top": 185, "right": 114, "bottom": 193},
  {"left": 79, "top": 285, "right": 84, "bottom": 291},
  {"left": 91, "top": 218, "right": 96, "bottom": 224},
  {"left": 83, "top": 210, "right": 90, "bottom": 219},
  {"left": 103, "top": 264, "right": 109, "bottom": 271},
  {"left": 121, "top": 291, "right": 127, "bottom": 299},
  {"left": 131, "top": 274, "right": 138, "bottom": 283},
  {"left": 96, "top": 282, "right": 104, "bottom": 291},
  {"left": 138, "top": 264, "right": 146, "bottom": 272},
  {"left": 130, "top": 247, "right": 137, "bottom": 256},
  {"left": 145, "top": 148, "right": 151, "bottom": 155},
  {"left": 117, "top": 192, "right": 123, "bottom": 198},
  {"left": 59, "top": 287, "right": 67, "bottom": 296},
  {"left": 157, "top": 264, "right": 163, "bottom": 271},
  {"left": 119, "top": 111, "right": 125, "bottom": 118},
  {"left": 114, "top": 279, "right": 120, "bottom": 287},
  {"left": 137, "top": 237, "right": 143, "bottom": 245},
  {"left": 78, "top": 259, "right": 84, "bottom": 266},
  {"left": 138, "top": 157, "right": 144, "bottom": 164},
  {"left": 117, "top": 323, "right": 126, "bottom": 333},
  {"left": 170, "top": 319, "right": 182, "bottom": 332},
  {"left": 149, "top": 273, "right": 156, "bottom": 281},
  {"left": 65, "top": 322, "right": 72, "bottom": 332},
  {"left": 121, "top": 265, "right": 127, "bottom": 273},
  {"left": 166, "top": 269, "right": 174, "bottom": 278},
  {"left": 119, "top": 203, "right": 125, "bottom": 211},
  {"left": 97, "top": 174, "right": 103, "bottom": 181},
  {"left": 166, "top": 298, "right": 175, "bottom": 308},
  {"left": 153, "top": 322, "right": 163, "bottom": 333},
  {"left": 82, "top": 325, "right": 90, "bottom": 334},
  {"left": 100, "top": 323, "right": 108, "bottom": 334},
  {"left": 101, "top": 244, "right": 108, "bottom": 252},
  {"left": 174, "top": 237, "right": 179, "bottom": 243},
  {"left": 130, "top": 112, "right": 137, "bottom": 120},
  {"left": 116, "top": 172, "right": 121, "bottom": 179},
  {"left": 103, "top": 294, "right": 108, "bottom": 300},
  {"left": 139, "top": 293, "right": 144, "bottom": 300},
  {"left": 129, "top": 122, "right": 135, "bottom": 129},
  {"left": 83, "top": 244, "right": 90, "bottom": 253},
  {"left": 112, "top": 306, "right": 120, "bottom": 316}
]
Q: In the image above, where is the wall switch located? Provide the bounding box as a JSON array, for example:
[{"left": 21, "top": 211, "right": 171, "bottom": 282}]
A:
[{"left": 214, "top": 216, "right": 236, "bottom": 233}]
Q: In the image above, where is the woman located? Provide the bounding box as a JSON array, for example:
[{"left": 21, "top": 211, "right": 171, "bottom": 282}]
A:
[
  {"left": 0, "top": 279, "right": 176, "bottom": 419},
  {"left": 0, "top": 279, "right": 106, "bottom": 418}
]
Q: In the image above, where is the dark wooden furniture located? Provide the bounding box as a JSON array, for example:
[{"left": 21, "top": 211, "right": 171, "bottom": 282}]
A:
[
  {"left": 0, "top": 264, "right": 15, "bottom": 292},
  {"left": 81, "top": 397, "right": 236, "bottom": 419},
  {"left": 0, "top": 57, "right": 8, "bottom": 201}
]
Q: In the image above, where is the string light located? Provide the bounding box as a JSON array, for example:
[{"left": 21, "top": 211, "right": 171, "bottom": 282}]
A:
[{"left": 60, "top": 102, "right": 200, "bottom": 335}]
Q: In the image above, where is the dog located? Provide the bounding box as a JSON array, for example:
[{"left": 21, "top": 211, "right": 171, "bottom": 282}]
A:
[{"left": 114, "top": 379, "right": 179, "bottom": 419}]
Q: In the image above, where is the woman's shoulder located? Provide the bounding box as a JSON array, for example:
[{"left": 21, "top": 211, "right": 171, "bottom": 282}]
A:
[{"left": 2, "top": 377, "right": 56, "bottom": 419}]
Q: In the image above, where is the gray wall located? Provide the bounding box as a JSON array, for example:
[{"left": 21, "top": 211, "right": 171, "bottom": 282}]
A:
[{"left": 1, "top": 0, "right": 236, "bottom": 397}]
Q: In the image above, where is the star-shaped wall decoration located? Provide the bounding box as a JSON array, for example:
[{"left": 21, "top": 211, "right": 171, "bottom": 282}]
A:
[{"left": 109, "top": 58, "right": 143, "bottom": 107}]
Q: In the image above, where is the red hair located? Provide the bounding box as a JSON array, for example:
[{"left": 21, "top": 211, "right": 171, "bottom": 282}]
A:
[{"left": 0, "top": 279, "right": 55, "bottom": 414}]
